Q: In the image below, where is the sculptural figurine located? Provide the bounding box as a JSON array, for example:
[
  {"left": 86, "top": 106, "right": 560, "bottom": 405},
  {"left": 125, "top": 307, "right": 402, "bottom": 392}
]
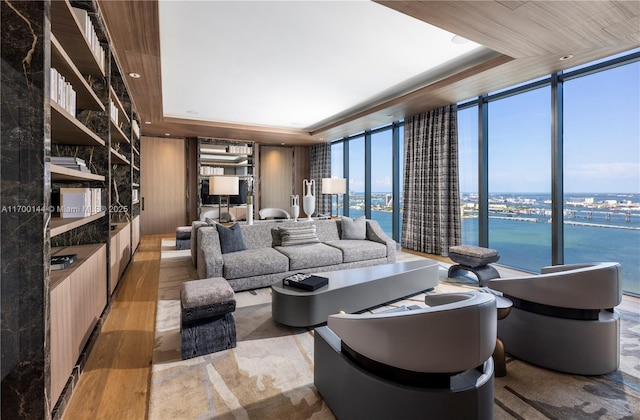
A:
[
  {"left": 290, "top": 194, "right": 300, "bottom": 222},
  {"left": 302, "top": 179, "right": 315, "bottom": 220}
]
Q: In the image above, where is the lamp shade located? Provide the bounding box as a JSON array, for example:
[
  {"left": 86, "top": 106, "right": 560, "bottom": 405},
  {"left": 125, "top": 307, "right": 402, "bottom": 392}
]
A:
[
  {"left": 322, "top": 178, "right": 346, "bottom": 194},
  {"left": 210, "top": 176, "right": 239, "bottom": 195}
]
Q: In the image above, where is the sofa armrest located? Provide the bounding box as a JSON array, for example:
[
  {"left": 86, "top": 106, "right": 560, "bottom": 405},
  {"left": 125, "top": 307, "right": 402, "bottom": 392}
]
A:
[
  {"left": 197, "top": 226, "right": 224, "bottom": 279},
  {"left": 191, "top": 221, "right": 209, "bottom": 267},
  {"left": 365, "top": 219, "right": 396, "bottom": 262}
]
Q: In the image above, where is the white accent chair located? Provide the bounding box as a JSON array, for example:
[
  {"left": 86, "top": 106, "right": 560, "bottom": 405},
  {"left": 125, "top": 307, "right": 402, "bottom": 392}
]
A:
[
  {"left": 200, "top": 209, "right": 235, "bottom": 223},
  {"left": 314, "top": 292, "right": 497, "bottom": 420},
  {"left": 488, "top": 262, "right": 622, "bottom": 375},
  {"left": 258, "top": 207, "right": 290, "bottom": 220}
]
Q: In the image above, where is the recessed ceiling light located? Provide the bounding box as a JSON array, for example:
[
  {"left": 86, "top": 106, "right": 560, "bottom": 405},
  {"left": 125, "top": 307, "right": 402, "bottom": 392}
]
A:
[
  {"left": 164, "top": 133, "right": 170, "bottom": 136},
  {"left": 128, "top": 72, "right": 141, "bottom": 79},
  {"left": 559, "top": 54, "right": 574, "bottom": 61},
  {"left": 451, "top": 35, "right": 470, "bottom": 44},
  {"left": 144, "top": 121, "right": 151, "bottom": 125}
]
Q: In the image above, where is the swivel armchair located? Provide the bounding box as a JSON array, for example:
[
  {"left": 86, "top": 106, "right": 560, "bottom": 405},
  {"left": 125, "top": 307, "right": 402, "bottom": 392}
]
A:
[
  {"left": 488, "top": 262, "right": 622, "bottom": 375},
  {"left": 314, "top": 292, "right": 497, "bottom": 420}
]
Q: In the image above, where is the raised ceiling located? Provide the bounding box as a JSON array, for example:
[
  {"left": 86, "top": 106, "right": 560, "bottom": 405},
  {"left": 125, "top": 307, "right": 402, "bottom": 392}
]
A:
[
  {"left": 98, "top": 0, "right": 640, "bottom": 145},
  {"left": 158, "top": 1, "right": 486, "bottom": 132}
]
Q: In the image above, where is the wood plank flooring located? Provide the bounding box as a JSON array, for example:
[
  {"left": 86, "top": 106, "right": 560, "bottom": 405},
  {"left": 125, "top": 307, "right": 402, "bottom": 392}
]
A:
[
  {"left": 62, "top": 235, "right": 164, "bottom": 420},
  {"left": 62, "top": 237, "right": 640, "bottom": 419}
]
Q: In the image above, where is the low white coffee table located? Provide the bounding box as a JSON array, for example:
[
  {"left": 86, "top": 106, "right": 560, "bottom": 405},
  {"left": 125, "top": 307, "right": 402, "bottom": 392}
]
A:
[{"left": 271, "top": 259, "right": 440, "bottom": 327}]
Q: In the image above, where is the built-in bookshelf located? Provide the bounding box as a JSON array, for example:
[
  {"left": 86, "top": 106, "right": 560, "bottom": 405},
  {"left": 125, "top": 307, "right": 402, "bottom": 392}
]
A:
[
  {"left": 196, "top": 137, "right": 258, "bottom": 220},
  {"left": 0, "top": 0, "right": 142, "bottom": 418}
]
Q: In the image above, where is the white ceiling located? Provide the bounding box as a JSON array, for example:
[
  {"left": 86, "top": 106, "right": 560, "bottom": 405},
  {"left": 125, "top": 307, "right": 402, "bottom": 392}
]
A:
[{"left": 158, "top": 0, "right": 489, "bottom": 131}]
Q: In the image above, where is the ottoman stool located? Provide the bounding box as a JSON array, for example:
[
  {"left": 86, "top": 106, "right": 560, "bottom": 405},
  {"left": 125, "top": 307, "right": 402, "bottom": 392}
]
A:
[
  {"left": 448, "top": 245, "right": 500, "bottom": 287},
  {"left": 176, "top": 226, "right": 191, "bottom": 250},
  {"left": 181, "top": 277, "right": 237, "bottom": 359}
]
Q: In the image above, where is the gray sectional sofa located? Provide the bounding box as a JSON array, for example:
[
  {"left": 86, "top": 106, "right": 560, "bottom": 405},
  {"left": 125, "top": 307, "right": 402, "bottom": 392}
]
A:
[{"left": 193, "top": 218, "right": 396, "bottom": 291}]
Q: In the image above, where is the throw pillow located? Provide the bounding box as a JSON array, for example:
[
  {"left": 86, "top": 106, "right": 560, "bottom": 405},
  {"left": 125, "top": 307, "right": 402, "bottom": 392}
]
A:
[
  {"left": 341, "top": 216, "right": 366, "bottom": 240},
  {"left": 279, "top": 225, "right": 320, "bottom": 247},
  {"left": 216, "top": 223, "right": 247, "bottom": 254}
]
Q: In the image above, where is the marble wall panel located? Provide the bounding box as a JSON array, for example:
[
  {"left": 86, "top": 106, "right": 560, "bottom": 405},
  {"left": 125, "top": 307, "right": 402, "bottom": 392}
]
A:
[{"left": 1, "top": 0, "right": 50, "bottom": 418}]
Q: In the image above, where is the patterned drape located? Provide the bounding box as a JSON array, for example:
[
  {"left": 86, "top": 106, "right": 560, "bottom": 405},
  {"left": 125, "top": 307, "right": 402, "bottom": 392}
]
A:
[
  {"left": 309, "top": 143, "right": 331, "bottom": 216},
  {"left": 402, "top": 105, "right": 461, "bottom": 256}
]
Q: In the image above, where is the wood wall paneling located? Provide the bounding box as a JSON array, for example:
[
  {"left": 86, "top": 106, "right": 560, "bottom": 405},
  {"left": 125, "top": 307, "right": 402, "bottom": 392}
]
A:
[
  {"left": 140, "top": 136, "right": 187, "bottom": 234},
  {"left": 259, "top": 146, "right": 294, "bottom": 211}
]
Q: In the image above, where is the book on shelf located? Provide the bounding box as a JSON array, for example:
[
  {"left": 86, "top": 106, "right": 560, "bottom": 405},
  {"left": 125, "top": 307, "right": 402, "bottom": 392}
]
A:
[
  {"left": 51, "top": 254, "right": 77, "bottom": 271},
  {"left": 72, "top": 7, "right": 106, "bottom": 73},
  {"left": 57, "top": 187, "right": 102, "bottom": 218},
  {"left": 50, "top": 67, "right": 77, "bottom": 117},
  {"left": 283, "top": 273, "right": 328, "bottom": 291}
]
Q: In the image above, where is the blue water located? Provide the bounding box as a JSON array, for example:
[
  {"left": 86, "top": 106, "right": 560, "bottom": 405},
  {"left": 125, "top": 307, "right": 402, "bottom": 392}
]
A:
[{"left": 343, "top": 192, "right": 640, "bottom": 295}]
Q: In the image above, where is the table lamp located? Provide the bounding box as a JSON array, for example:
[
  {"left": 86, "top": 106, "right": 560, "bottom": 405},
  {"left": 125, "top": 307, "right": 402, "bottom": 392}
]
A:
[
  {"left": 210, "top": 176, "right": 239, "bottom": 222},
  {"left": 322, "top": 177, "right": 346, "bottom": 218}
]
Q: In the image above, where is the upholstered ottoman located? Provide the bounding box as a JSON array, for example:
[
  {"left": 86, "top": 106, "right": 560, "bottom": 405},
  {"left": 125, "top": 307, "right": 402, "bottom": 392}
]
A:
[
  {"left": 176, "top": 226, "right": 191, "bottom": 250},
  {"left": 448, "top": 245, "right": 500, "bottom": 286},
  {"left": 181, "top": 277, "right": 237, "bottom": 359}
]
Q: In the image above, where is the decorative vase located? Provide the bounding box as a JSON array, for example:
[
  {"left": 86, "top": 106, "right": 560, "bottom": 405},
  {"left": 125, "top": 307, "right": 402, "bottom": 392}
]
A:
[
  {"left": 247, "top": 195, "right": 254, "bottom": 225},
  {"left": 302, "top": 179, "right": 315, "bottom": 220},
  {"left": 290, "top": 195, "right": 300, "bottom": 222}
]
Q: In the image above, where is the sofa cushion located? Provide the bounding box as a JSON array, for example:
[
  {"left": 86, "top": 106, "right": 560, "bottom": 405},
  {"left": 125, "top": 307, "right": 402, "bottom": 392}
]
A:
[
  {"left": 325, "top": 239, "right": 388, "bottom": 263},
  {"left": 275, "top": 243, "right": 343, "bottom": 271},
  {"left": 216, "top": 223, "right": 247, "bottom": 254},
  {"left": 280, "top": 225, "right": 320, "bottom": 246},
  {"left": 341, "top": 216, "right": 366, "bottom": 240},
  {"left": 222, "top": 248, "right": 290, "bottom": 279}
]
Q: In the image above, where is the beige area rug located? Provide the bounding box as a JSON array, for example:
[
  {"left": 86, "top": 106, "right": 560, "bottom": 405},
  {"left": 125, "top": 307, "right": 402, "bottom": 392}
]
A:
[{"left": 149, "top": 239, "right": 640, "bottom": 419}]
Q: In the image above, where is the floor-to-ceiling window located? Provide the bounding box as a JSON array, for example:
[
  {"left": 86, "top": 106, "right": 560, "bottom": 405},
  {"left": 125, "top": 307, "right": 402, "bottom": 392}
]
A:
[
  {"left": 347, "top": 135, "right": 365, "bottom": 218},
  {"left": 458, "top": 48, "right": 639, "bottom": 295},
  {"left": 330, "top": 124, "right": 404, "bottom": 241},
  {"left": 370, "top": 128, "right": 394, "bottom": 237},
  {"left": 458, "top": 105, "right": 479, "bottom": 246},
  {"left": 488, "top": 87, "right": 552, "bottom": 272},
  {"left": 330, "top": 141, "right": 345, "bottom": 216},
  {"left": 563, "top": 60, "right": 640, "bottom": 295}
]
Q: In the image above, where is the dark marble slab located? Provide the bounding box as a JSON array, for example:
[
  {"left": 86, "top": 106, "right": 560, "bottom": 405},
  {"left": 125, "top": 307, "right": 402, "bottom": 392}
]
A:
[{"left": 1, "top": 0, "right": 50, "bottom": 418}]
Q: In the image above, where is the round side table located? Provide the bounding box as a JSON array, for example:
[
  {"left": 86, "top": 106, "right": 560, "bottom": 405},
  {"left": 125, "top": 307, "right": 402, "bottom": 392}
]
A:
[{"left": 493, "top": 295, "right": 513, "bottom": 377}]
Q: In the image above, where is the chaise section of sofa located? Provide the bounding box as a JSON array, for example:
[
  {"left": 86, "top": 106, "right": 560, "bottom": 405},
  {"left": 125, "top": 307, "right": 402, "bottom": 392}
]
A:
[{"left": 196, "top": 218, "right": 396, "bottom": 291}]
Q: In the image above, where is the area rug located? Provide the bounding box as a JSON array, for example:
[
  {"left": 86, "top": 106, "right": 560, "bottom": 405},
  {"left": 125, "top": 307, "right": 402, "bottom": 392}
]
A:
[{"left": 149, "top": 239, "right": 640, "bottom": 419}]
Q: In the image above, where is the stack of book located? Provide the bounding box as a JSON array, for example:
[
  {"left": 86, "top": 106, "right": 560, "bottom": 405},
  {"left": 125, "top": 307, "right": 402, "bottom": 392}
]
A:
[
  {"left": 50, "top": 67, "right": 77, "bottom": 117},
  {"left": 51, "top": 156, "right": 90, "bottom": 173},
  {"left": 228, "top": 145, "right": 252, "bottom": 155},
  {"left": 51, "top": 254, "right": 77, "bottom": 271},
  {"left": 72, "top": 7, "right": 106, "bottom": 73},
  {"left": 201, "top": 166, "right": 225, "bottom": 176}
]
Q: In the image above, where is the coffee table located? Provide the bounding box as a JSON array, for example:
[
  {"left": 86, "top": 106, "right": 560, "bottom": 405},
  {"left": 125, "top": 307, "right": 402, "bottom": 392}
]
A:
[{"left": 271, "top": 259, "right": 440, "bottom": 327}]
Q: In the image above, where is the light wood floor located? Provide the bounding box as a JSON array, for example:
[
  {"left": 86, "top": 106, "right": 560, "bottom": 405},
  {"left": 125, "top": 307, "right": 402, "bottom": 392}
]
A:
[
  {"left": 62, "top": 236, "right": 640, "bottom": 419},
  {"left": 62, "top": 235, "right": 164, "bottom": 420}
]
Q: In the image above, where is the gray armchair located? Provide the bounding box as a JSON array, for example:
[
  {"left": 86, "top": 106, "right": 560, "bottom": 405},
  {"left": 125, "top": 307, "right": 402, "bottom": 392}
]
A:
[
  {"left": 488, "top": 262, "right": 622, "bottom": 375},
  {"left": 314, "top": 292, "right": 497, "bottom": 420}
]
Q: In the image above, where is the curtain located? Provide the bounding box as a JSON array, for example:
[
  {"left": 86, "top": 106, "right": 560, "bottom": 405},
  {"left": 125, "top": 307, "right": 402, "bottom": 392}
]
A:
[
  {"left": 402, "top": 104, "right": 461, "bottom": 256},
  {"left": 309, "top": 143, "right": 331, "bottom": 216}
]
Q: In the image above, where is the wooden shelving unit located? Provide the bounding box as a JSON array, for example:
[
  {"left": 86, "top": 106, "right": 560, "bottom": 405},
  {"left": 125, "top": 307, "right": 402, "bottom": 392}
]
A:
[
  {"left": 50, "top": 211, "right": 106, "bottom": 237},
  {"left": 51, "top": 164, "right": 105, "bottom": 182}
]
